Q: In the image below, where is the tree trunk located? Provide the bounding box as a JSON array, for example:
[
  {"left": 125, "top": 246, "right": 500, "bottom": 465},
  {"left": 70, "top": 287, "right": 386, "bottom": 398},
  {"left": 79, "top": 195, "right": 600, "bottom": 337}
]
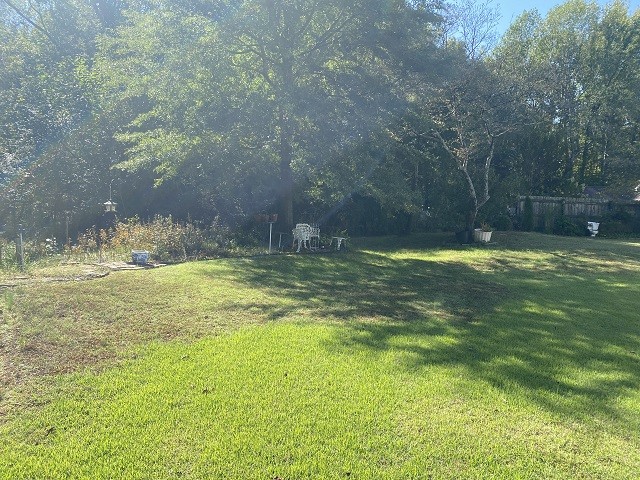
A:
[
  {"left": 279, "top": 106, "right": 294, "bottom": 229},
  {"left": 460, "top": 163, "right": 479, "bottom": 233},
  {"left": 600, "top": 134, "right": 608, "bottom": 185},
  {"left": 577, "top": 123, "right": 592, "bottom": 186}
]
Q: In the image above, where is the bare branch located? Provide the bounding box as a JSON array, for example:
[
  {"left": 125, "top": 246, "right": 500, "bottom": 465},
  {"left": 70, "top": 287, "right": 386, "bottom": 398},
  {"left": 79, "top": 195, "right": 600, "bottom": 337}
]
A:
[
  {"left": 299, "top": 13, "right": 356, "bottom": 58},
  {"left": 0, "top": 0, "right": 58, "bottom": 47}
]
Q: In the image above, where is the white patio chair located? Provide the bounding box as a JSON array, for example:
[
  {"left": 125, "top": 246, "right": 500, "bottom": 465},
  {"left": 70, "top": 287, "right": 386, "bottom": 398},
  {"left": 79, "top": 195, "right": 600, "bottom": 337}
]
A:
[
  {"left": 292, "top": 224, "right": 311, "bottom": 252},
  {"left": 309, "top": 224, "right": 320, "bottom": 250}
]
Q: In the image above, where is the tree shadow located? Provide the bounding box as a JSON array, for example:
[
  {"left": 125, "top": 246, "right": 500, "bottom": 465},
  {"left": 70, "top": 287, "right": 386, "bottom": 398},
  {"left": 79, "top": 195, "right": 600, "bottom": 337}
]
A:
[
  {"left": 219, "top": 251, "right": 505, "bottom": 323},
  {"left": 200, "top": 247, "right": 640, "bottom": 437},
  {"left": 491, "top": 231, "right": 640, "bottom": 267}
]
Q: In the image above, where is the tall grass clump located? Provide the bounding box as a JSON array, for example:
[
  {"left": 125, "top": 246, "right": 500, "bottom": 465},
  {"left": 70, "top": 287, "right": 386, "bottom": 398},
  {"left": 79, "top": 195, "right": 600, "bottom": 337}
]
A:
[
  {"left": 75, "top": 215, "right": 236, "bottom": 263},
  {"left": 0, "top": 236, "right": 59, "bottom": 270}
]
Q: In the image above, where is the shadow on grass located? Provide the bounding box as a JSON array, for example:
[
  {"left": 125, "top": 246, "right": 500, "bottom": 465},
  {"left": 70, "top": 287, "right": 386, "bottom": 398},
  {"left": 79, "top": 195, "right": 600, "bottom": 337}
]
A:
[
  {"left": 491, "top": 231, "right": 640, "bottom": 266},
  {"left": 222, "top": 251, "right": 505, "bottom": 323},
  {"left": 216, "top": 246, "right": 640, "bottom": 435}
]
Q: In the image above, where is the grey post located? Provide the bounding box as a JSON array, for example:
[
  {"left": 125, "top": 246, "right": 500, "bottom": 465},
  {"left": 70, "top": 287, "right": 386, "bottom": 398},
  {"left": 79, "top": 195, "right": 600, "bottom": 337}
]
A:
[{"left": 17, "top": 224, "right": 25, "bottom": 271}]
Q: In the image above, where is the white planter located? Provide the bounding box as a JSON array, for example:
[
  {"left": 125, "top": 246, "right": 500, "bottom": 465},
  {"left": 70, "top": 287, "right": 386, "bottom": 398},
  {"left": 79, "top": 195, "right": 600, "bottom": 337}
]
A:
[{"left": 473, "top": 229, "right": 492, "bottom": 243}]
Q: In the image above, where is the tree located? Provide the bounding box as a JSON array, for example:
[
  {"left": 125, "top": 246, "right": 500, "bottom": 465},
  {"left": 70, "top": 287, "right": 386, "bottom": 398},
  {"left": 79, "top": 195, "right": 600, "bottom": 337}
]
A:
[
  {"left": 401, "top": 0, "right": 518, "bottom": 234},
  {"left": 0, "top": 0, "right": 129, "bottom": 237},
  {"left": 94, "top": 0, "right": 441, "bottom": 228},
  {"left": 443, "top": 0, "right": 501, "bottom": 60},
  {"left": 429, "top": 59, "right": 518, "bottom": 233},
  {"left": 494, "top": 0, "right": 640, "bottom": 195}
]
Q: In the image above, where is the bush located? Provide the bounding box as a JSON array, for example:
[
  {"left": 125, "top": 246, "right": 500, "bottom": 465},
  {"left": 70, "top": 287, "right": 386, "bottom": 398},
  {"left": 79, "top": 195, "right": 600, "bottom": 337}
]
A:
[
  {"left": 552, "top": 216, "right": 588, "bottom": 237},
  {"left": 598, "top": 220, "right": 634, "bottom": 237},
  {"left": 72, "top": 216, "right": 235, "bottom": 263},
  {"left": 522, "top": 197, "right": 534, "bottom": 231},
  {"left": 493, "top": 214, "right": 513, "bottom": 231},
  {"left": 0, "top": 236, "right": 66, "bottom": 270},
  {"left": 542, "top": 207, "right": 556, "bottom": 234},
  {"left": 597, "top": 208, "right": 640, "bottom": 237}
]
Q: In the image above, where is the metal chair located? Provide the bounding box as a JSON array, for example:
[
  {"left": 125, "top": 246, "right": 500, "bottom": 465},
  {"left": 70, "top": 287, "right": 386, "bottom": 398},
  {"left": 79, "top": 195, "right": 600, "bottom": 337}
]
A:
[
  {"left": 292, "top": 224, "right": 311, "bottom": 252},
  {"left": 309, "top": 224, "right": 320, "bottom": 250}
]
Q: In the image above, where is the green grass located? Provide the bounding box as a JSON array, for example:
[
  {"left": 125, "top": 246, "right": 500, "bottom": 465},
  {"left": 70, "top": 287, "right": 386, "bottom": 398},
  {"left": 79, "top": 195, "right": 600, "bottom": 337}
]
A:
[{"left": 1, "top": 232, "right": 639, "bottom": 478}]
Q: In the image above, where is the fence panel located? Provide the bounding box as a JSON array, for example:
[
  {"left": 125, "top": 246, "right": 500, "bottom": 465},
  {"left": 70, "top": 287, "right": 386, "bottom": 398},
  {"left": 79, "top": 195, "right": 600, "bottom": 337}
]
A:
[{"left": 517, "top": 196, "right": 612, "bottom": 219}]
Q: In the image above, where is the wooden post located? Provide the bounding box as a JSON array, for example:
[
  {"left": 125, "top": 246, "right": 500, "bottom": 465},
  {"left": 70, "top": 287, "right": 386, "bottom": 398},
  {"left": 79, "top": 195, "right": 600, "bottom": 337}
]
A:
[
  {"left": 17, "top": 224, "right": 25, "bottom": 271},
  {"left": 65, "top": 212, "right": 70, "bottom": 248}
]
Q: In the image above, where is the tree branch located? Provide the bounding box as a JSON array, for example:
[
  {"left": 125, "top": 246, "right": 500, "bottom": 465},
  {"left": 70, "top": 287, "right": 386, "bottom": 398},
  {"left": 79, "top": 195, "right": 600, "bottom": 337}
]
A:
[{"left": 0, "top": 0, "right": 58, "bottom": 47}]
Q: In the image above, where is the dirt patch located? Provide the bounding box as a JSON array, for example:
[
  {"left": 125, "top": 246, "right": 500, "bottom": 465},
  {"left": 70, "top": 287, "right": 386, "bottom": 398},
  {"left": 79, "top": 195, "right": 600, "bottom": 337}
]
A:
[
  {"left": 0, "top": 262, "right": 171, "bottom": 414},
  {"left": 0, "top": 262, "right": 165, "bottom": 289}
]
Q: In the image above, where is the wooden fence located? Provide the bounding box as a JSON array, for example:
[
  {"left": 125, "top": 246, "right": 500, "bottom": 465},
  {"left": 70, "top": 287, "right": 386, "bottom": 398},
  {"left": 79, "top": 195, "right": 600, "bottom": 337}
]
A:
[
  {"left": 516, "top": 197, "right": 640, "bottom": 220},
  {"left": 516, "top": 196, "right": 612, "bottom": 218},
  {"left": 515, "top": 196, "right": 640, "bottom": 233}
]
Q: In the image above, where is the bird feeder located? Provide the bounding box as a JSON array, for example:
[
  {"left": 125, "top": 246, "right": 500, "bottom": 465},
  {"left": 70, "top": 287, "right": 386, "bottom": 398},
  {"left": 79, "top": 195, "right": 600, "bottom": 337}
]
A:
[{"left": 103, "top": 200, "right": 117, "bottom": 213}]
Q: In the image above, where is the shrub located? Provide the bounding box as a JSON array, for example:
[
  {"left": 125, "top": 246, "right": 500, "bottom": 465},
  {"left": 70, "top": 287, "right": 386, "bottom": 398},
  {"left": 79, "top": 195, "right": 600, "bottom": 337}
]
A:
[
  {"left": 522, "top": 197, "right": 534, "bottom": 231},
  {"left": 597, "top": 208, "right": 640, "bottom": 237},
  {"left": 598, "top": 220, "right": 633, "bottom": 237},
  {"left": 542, "top": 207, "right": 556, "bottom": 234},
  {"left": 72, "top": 216, "right": 235, "bottom": 263},
  {"left": 494, "top": 214, "right": 513, "bottom": 231},
  {"left": 553, "top": 216, "right": 587, "bottom": 237},
  {"left": 0, "top": 236, "right": 65, "bottom": 269}
]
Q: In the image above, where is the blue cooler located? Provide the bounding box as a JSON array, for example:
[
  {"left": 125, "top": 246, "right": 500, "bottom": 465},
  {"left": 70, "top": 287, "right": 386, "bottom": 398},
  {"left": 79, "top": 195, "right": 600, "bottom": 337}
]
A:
[{"left": 131, "top": 250, "right": 150, "bottom": 265}]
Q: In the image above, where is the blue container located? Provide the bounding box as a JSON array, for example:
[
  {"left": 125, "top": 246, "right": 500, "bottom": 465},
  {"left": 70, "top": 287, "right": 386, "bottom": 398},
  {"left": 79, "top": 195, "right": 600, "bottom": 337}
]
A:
[{"left": 131, "top": 250, "right": 150, "bottom": 265}]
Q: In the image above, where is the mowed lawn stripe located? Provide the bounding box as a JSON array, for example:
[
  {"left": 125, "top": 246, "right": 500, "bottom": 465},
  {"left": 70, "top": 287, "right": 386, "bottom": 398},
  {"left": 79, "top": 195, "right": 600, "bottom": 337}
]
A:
[{"left": 2, "top": 321, "right": 638, "bottom": 478}]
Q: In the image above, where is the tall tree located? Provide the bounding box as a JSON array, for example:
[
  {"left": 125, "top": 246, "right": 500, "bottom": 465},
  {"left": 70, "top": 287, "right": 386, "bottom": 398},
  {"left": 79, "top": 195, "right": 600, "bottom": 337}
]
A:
[
  {"left": 402, "top": 0, "right": 519, "bottom": 234},
  {"left": 494, "top": 0, "right": 640, "bottom": 195},
  {"left": 94, "top": 0, "right": 441, "bottom": 228},
  {"left": 0, "top": 0, "right": 129, "bottom": 237}
]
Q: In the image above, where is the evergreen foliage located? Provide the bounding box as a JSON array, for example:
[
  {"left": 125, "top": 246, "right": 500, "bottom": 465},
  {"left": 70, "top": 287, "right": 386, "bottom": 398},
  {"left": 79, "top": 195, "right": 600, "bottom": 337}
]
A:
[{"left": 522, "top": 196, "right": 534, "bottom": 232}]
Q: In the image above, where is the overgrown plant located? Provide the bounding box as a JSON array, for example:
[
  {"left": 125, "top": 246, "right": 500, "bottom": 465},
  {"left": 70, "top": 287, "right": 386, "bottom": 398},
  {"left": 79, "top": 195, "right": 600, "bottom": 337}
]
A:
[
  {"left": 88, "top": 216, "right": 234, "bottom": 263},
  {"left": 0, "top": 237, "right": 64, "bottom": 270}
]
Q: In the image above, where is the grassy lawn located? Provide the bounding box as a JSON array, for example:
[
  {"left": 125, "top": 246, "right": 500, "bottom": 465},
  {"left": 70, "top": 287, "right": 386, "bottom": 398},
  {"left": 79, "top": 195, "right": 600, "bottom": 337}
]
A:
[{"left": 1, "top": 232, "right": 639, "bottom": 478}]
